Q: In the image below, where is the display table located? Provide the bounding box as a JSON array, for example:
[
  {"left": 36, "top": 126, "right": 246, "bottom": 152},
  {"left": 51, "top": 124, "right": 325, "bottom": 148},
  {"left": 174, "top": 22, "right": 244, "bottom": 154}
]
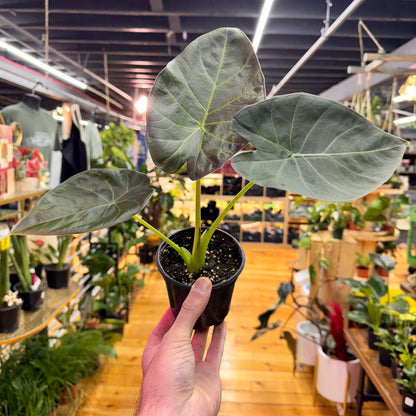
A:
[
  {"left": 0, "top": 280, "right": 80, "bottom": 345},
  {"left": 345, "top": 229, "right": 400, "bottom": 256},
  {"left": 344, "top": 327, "right": 406, "bottom": 416}
]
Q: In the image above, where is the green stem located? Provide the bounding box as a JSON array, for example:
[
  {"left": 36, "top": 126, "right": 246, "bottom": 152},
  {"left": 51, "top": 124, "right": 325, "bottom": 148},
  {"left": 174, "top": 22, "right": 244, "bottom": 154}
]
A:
[
  {"left": 0, "top": 249, "right": 9, "bottom": 301},
  {"left": 133, "top": 215, "right": 192, "bottom": 268},
  {"left": 199, "top": 181, "right": 255, "bottom": 251},
  {"left": 187, "top": 181, "right": 255, "bottom": 273},
  {"left": 11, "top": 235, "right": 31, "bottom": 291},
  {"left": 192, "top": 179, "right": 201, "bottom": 259}
]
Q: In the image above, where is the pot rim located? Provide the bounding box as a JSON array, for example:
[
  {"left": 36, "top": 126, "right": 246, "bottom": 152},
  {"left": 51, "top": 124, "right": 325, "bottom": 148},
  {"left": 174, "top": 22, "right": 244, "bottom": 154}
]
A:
[
  {"left": 156, "top": 227, "right": 245, "bottom": 290},
  {"left": 0, "top": 302, "right": 22, "bottom": 312},
  {"left": 13, "top": 280, "right": 47, "bottom": 293}
]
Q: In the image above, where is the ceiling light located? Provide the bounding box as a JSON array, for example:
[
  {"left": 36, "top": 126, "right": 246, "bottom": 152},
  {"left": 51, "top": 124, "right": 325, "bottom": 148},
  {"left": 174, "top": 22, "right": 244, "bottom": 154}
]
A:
[
  {"left": 134, "top": 95, "right": 148, "bottom": 114},
  {"left": 0, "top": 39, "right": 87, "bottom": 90},
  {"left": 252, "top": 0, "right": 275, "bottom": 52}
]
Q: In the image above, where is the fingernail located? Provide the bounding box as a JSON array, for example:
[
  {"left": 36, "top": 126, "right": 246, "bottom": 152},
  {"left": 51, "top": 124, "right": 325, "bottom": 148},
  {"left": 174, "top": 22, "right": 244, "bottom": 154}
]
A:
[{"left": 193, "top": 277, "right": 211, "bottom": 294}]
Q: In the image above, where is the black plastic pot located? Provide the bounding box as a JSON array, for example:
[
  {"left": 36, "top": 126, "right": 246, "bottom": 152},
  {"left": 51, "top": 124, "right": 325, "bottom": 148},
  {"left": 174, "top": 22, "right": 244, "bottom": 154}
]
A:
[
  {"left": 378, "top": 346, "right": 391, "bottom": 367},
  {"left": 368, "top": 327, "right": 380, "bottom": 350},
  {"left": 332, "top": 226, "right": 344, "bottom": 240},
  {"left": 138, "top": 244, "right": 157, "bottom": 264},
  {"left": 156, "top": 227, "right": 245, "bottom": 329},
  {"left": 44, "top": 264, "right": 70, "bottom": 289},
  {"left": 0, "top": 303, "right": 21, "bottom": 333},
  {"left": 14, "top": 282, "right": 45, "bottom": 311},
  {"left": 403, "top": 390, "right": 416, "bottom": 415}
]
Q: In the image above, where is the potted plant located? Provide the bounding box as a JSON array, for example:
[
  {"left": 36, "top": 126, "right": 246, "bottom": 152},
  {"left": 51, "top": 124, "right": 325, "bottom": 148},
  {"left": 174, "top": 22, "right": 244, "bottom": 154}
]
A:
[
  {"left": 370, "top": 252, "right": 397, "bottom": 278},
  {"left": 28, "top": 238, "right": 47, "bottom": 278},
  {"left": 314, "top": 301, "right": 361, "bottom": 409},
  {"left": 11, "top": 27, "right": 407, "bottom": 328},
  {"left": 338, "top": 276, "right": 410, "bottom": 349},
  {"left": 0, "top": 232, "right": 22, "bottom": 333},
  {"left": 43, "top": 235, "right": 72, "bottom": 288},
  {"left": 362, "top": 194, "right": 409, "bottom": 234},
  {"left": 251, "top": 267, "right": 327, "bottom": 368},
  {"left": 9, "top": 234, "right": 45, "bottom": 311},
  {"left": 396, "top": 343, "right": 416, "bottom": 415},
  {"left": 355, "top": 252, "right": 372, "bottom": 278}
]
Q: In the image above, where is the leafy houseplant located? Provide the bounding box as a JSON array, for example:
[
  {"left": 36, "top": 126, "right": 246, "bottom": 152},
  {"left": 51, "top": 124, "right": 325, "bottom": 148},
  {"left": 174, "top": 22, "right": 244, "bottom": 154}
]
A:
[
  {"left": 9, "top": 235, "right": 45, "bottom": 311},
  {"left": 355, "top": 252, "right": 372, "bottom": 278},
  {"left": 338, "top": 276, "right": 409, "bottom": 349},
  {"left": 11, "top": 27, "right": 407, "bottom": 328}
]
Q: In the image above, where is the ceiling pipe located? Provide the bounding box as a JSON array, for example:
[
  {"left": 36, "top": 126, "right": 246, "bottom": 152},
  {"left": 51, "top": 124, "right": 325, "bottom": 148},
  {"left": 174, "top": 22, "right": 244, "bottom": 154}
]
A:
[
  {"left": 267, "top": 0, "right": 366, "bottom": 98},
  {"left": 0, "top": 13, "right": 133, "bottom": 102}
]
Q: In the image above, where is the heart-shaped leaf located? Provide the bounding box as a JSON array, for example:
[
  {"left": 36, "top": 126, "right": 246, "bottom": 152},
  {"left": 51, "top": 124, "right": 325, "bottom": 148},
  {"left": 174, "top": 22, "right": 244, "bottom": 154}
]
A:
[
  {"left": 12, "top": 169, "right": 154, "bottom": 235},
  {"left": 146, "top": 27, "right": 265, "bottom": 180},
  {"left": 231, "top": 93, "right": 407, "bottom": 202}
]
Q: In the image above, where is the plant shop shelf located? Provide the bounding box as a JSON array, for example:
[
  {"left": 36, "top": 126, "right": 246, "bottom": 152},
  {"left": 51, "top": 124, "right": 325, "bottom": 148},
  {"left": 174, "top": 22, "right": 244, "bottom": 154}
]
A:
[
  {"left": 345, "top": 327, "right": 405, "bottom": 416},
  {"left": 0, "top": 279, "right": 80, "bottom": 345}
]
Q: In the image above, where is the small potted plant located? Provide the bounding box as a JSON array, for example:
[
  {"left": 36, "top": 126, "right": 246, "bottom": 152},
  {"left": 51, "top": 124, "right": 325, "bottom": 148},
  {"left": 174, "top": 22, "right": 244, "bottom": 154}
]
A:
[
  {"left": 396, "top": 345, "right": 416, "bottom": 415},
  {"left": 355, "top": 252, "right": 372, "bottom": 278},
  {"left": 43, "top": 235, "right": 72, "bottom": 289},
  {"left": 11, "top": 27, "right": 407, "bottom": 328},
  {"left": 9, "top": 235, "right": 45, "bottom": 311},
  {"left": 0, "top": 232, "right": 22, "bottom": 333},
  {"left": 338, "top": 275, "right": 409, "bottom": 349}
]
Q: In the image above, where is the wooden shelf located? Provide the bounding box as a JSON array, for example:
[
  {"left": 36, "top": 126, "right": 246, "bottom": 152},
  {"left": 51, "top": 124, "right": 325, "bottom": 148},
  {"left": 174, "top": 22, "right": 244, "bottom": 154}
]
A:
[
  {"left": 345, "top": 327, "right": 406, "bottom": 416},
  {"left": 0, "top": 279, "right": 81, "bottom": 345}
]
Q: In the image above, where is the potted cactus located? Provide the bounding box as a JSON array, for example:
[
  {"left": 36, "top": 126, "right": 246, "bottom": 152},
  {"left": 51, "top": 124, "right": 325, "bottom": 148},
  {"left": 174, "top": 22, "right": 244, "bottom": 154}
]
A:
[{"left": 11, "top": 27, "right": 407, "bottom": 328}]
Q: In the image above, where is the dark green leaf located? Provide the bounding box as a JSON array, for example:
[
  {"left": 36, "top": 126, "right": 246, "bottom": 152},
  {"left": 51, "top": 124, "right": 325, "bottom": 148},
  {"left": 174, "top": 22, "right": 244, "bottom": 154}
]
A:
[
  {"left": 232, "top": 93, "right": 407, "bottom": 201},
  {"left": 146, "top": 27, "right": 265, "bottom": 180},
  {"left": 12, "top": 169, "right": 154, "bottom": 235}
]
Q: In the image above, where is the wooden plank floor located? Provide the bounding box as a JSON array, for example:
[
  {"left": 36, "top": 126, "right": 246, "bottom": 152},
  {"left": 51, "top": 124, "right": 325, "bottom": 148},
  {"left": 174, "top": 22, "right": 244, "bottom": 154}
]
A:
[{"left": 77, "top": 244, "right": 409, "bottom": 416}]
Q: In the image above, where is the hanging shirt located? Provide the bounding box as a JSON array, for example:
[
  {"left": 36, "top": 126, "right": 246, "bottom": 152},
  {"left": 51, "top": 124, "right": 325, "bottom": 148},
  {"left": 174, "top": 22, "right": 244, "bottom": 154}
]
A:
[
  {"left": 83, "top": 121, "right": 103, "bottom": 161},
  {"left": 1, "top": 101, "right": 60, "bottom": 169}
]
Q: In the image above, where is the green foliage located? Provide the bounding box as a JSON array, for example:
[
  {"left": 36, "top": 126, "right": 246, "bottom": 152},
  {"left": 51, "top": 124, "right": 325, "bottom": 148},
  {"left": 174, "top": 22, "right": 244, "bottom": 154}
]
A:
[
  {"left": 9, "top": 235, "right": 31, "bottom": 291},
  {"left": 0, "top": 327, "right": 116, "bottom": 415},
  {"left": 0, "top": 244, "right": 9, "bottom": 304},
  {"left": 338, "top": 276, "right": 409, "bottom": 333},
  {"left": 94, "top": 122, "right": 135, "bottom": 169},
  {"left": 44, "top": 235, "right": 72, "bottom": 269},
  {"left": 92, "top": 263, "right": 145, "bottom": 318},
  {"left": 355, "top": 252, "right": 372, "bottom": 268}
]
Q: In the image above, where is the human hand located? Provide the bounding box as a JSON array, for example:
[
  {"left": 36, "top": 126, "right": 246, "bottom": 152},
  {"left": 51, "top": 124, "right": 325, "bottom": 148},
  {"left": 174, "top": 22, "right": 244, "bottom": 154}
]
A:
[{"left": 137, "top": 277, "right": 227, "bottom": 416}]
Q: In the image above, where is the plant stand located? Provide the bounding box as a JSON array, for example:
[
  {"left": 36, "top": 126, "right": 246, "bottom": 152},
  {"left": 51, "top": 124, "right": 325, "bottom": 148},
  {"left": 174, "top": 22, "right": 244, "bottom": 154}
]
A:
[{"left": 312, "top": 346, "right": 360, "bottom": 416}]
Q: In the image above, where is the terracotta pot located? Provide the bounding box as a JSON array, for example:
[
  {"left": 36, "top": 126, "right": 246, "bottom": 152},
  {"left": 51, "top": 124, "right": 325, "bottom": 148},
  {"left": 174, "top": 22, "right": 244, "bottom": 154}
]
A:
[
  {"left": 60, "top": 384, "right": 78, "bottom": 405},
  {"left": 0, "top": 303, "right": 21, "bottom": 333},
  {"left": 356, "top": 266, "right": 369, "bottom": 278},
  {"left": 156, "top": 227, "right": 245, "bottom": 329}
]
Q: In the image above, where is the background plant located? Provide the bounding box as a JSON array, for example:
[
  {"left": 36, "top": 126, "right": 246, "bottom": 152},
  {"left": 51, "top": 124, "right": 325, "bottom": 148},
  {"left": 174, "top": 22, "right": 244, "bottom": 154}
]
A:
[
  {"left": 44, "top": 235, "right": 72, "bottom": 269},
  {"left": 9, "top": 235, "right": 31, "bottom": 292}
]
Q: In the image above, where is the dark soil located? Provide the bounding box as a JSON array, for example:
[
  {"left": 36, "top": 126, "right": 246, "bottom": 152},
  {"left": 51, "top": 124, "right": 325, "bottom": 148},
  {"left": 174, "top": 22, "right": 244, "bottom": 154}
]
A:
[{"left": 158, "top": 229, "right": 242, "bottom": 286}]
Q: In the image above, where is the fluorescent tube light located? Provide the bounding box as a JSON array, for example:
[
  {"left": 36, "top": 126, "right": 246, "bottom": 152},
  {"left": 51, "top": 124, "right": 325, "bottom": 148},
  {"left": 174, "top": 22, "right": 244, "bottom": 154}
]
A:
[
  {"left": 252, "top": 0, "right": 275, "bottom": 52},
  {"left": 0, "top": 39, "right": 87, "bottom": 90}
]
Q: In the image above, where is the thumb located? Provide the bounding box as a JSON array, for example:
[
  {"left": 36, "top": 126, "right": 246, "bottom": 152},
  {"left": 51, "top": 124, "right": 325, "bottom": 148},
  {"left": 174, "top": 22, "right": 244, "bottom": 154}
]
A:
[{"left": 171, "top": 277, "right": 212, "bottom": 338}]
